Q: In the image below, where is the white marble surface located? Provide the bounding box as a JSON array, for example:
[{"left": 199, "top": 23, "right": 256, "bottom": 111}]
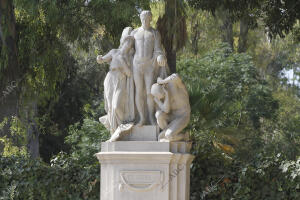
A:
[
  {"left": 97, "top": 10, "right": 176, "bottom": 142},
  {"left": 130, "top": 10, "right": 168, "bottom": 126},
  {"left": 100, "top": 141, "right": 192, "bottom": 153},
  {"left": 152, "top": 74, "right": 191, "bottom": 142},
  {"left": 95, "top": 9, "right": 194, "bottom": 200},
  {"left": 97, "top": 27, "right": 135, "bottom": 135},
  {"left": 96, "top": 141, "right": 194, "bottom": 200},
  {"left": 121, "top": 125, "right": 159, "bottom": 141}
]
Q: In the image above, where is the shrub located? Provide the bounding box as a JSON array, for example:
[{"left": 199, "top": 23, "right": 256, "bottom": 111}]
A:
[
  {"left": 0, "top": 155, "right": 99, "bottom": 200},
  {"left": 190, "top": 148, "right": 300, "bottom": 200},
  {"left": 0, "top": 116, "right": 109, "bottom": 200}
]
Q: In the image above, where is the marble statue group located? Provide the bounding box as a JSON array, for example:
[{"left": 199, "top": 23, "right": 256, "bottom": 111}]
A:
[{"left": 97, "top": 10, "right": 191, "bottom": 142}]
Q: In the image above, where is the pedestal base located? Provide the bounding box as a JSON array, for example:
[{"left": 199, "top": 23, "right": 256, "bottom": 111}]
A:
[
  {"left": 121, "top": 125, "right": 159, "bottom": 141},
  {"left": 96, "top": 142, "right": 194, "bottom": 200}
]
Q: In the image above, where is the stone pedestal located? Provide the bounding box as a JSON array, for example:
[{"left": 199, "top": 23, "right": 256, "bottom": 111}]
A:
[
  {"left": 96, "top": 141, "right": 194, "bottom": 200},
  {"left": 122, "top": 125, "right": 159, "bottom": 141}
]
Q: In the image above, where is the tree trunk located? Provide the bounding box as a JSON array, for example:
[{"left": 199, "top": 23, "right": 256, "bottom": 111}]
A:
[
  {"left": 238, "top": 17, "right": 249, "bottom": 53},
  {"left": 25, "top": 101, "right": 40, "bottom": 158},
  {"left": 217, "top": 8, "right": 234, "bottom": 50},
  {"left": 157, "top": 0, "right": 187, "bottom": 73},
  {"left": 159, "top": 0, "right": 176, "bottom": 73},
  {"left": 0, "top": 1, "right": 39, "bottom": 158},
  {"left": 167, "top": 50, "right": 176, "bottom": 74},
  {"left": 0, "top": 0, "right": 20, "bottom": 135},
  {"left": 0, "top": 0, "right": 19, "bottom": 83},
  {"left": 191, "top": 12, "right": 200, "bottom": 55}
]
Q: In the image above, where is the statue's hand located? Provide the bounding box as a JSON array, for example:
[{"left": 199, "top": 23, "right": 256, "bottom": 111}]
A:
[
  {"left": 157, "top": 55, "right": 166, "bottom": 67},
  {"left": 124, "top": 69, "right": 132, "bottom": 77},
  {"left": 157, "top": 77, "right": 164, "bottom": 84},
  {"left": 97, "top": 55, "right": 103, "bottom": 64},
  {"left": 153, "top": 97, "right": 161, "bottom": 105}
]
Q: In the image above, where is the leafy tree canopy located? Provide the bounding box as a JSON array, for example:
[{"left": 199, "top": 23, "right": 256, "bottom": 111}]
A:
[{"left": 188, "top": 0, "right": 300, "bottom": 38}]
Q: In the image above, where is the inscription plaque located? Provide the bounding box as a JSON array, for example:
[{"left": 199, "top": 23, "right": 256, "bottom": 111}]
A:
[{"left": 119, "top": 170, "right": 163, "bottom": 192}]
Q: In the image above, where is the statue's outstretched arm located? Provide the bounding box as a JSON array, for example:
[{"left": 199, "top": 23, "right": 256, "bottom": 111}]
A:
[
  {"left": 97, "top": 50, "right": 113, "bottom": 64},
  {"left": 157, "top": 73, "right": 181, "bottom": 85}
]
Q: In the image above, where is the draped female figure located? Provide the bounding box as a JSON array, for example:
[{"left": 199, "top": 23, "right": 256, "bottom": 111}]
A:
[{"left": 97, "top": 27, "right": 135, "bottom": 134}]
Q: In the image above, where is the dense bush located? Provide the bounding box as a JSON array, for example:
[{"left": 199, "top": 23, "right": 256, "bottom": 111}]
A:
[
  {"left": 178, "top": 44, "right": 281, "bottom": 159},
  {"left": 0, "top": 114, "right": 109, "bottom": 200},
  {"left": 65, "top": 116, "right": 110, "bottom": 164},
  {"left": 0, "top": 155, "right": 99, "bottom": 200},
  {"left": 178, "top": 44, "right": 278, "bottom": 130},
  {"left": 190, "top": 146, "right": 300, "bottom": 200},
  {"left": 179, "top": 44, "right": 299, "bottom": 199}
]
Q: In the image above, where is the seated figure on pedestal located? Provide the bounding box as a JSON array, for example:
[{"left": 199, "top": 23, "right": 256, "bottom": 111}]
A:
[
  {"left": 97, "top": 27, "right": 135, "bottom": 139},
  {"left": 151, "top": 74, "right": 191, "bottom": 142}
]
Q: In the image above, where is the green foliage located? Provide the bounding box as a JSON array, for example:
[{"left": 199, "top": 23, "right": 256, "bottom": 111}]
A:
[
  {"left": 1, "top": 2, "right": 300, "bottom": 200},
  {"left": 190, "top": 146, "right": 300, "bottom": 199},
  {"left": 232, "top": 154, "right": 300, "bottom": 199},
  {"left": 89, "top": 0, "right": 150, "bottom": 45},
  {"left": 178, "top": 44, "right": 278, "bottom": 130},
  {"left": 263, "top": 0, "right": 300, "bottom": 39},
  {"left": 65, "top": 116, "right": 110, "bottom": 164},
  {"left": 15, "top": 3, "right": 76, "bottom": 104},
  {"left": 0, "top": 155, "right": 100, "bottom": 200},
  {"left": 0, "top": 109, "right": 109, "bottom": 199},
  {"left": 183, "top": 8, "right": 221, "bottom": 55},
  {"left": 12, "top": 0, "right": 150, "bottom": 160},
  {"left": 0, "top": 0, "right": 19, "bottom": 85},
  {"left": 261, "top": 88, "right": 300, "bottom": 159},
  {"left": 0, "top": 117, "right": 27, "bottom": 156},
  {"left": 188, "top": 0, "right": 300, "bottom": 39},
  {"left": 180, "top": 44, "right": 299, "bottom": 199}
]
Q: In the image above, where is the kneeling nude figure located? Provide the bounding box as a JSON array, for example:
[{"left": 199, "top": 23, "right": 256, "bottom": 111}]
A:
[{"left": 151, "top": 74, "right": 191, "bottom": 142}]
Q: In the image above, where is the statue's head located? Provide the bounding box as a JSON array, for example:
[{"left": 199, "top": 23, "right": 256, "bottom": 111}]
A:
[
  {"left": 120, "top": 27, "right": 134, "bottom": 51},
  {"left": 120, "top": 27, "right": 133, "bottom": 45},
  {"left": 121, "top": 36, "right": 134, "bottom": 52},
  {"left": 151, "top": 83, "right": 164, "bottom": 100},
  {"left": 140, "top": 10, "right": 152, "bottom": 29}
]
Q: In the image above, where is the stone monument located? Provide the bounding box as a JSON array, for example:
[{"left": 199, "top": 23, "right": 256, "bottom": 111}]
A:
[{"left": 96, "top": 10, "right": 194, "bottom": 200}]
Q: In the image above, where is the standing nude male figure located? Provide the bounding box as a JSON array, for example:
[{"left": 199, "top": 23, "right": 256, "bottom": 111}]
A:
[{"left": 131, "top": 10, "right": 167, "bottom": 126}]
